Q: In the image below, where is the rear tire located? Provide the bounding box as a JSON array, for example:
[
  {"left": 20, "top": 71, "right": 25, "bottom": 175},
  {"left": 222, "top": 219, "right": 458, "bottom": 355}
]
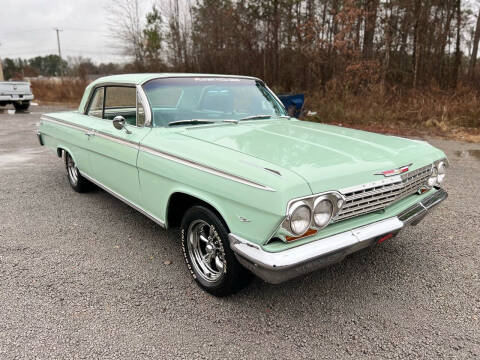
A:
[
  {"left": 13, "top": 101, "right": 30, "bottom": 111},
  {"left": 65, "top": 152, "right": 91, "bottom": 193},
  {"left": 181, "top": 205, "right": 253, "bottom": 296}
]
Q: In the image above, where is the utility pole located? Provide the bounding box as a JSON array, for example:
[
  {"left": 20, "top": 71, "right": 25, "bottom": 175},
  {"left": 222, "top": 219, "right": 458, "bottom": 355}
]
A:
[{"left": 54, "top": 28, "right": 63, "bottom": 76}]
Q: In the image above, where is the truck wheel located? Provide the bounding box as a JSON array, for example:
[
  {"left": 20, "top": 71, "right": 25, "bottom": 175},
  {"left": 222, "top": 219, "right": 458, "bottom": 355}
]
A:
[
  {"left": 65, "top": 152, "right": 91, "bottom": 193},
  {"left": 181, "top": 205, "right": 253, "bottom": 296},
  {"left": 13, "top": 101, "right": 30, "bottom": 111}
]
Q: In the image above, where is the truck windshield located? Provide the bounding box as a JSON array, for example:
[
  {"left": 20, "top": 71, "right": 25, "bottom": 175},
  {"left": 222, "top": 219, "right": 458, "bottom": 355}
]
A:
[{"left": 142, "top": 77, "right": 287, "bottom": 127}]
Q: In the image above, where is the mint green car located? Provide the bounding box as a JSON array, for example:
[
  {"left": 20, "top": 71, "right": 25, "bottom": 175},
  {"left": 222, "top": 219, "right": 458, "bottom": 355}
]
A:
[{"left": 37, "top": 74, "right": 448, "bottom": 296}]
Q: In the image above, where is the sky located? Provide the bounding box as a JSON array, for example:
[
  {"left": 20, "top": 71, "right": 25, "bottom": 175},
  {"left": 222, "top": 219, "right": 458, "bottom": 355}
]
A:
[{"left": 0, "top": 0, "right": 132, "bottom": 64}]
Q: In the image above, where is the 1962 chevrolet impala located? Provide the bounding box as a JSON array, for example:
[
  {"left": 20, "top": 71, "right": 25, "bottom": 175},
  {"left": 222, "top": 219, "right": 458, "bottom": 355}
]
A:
[{"left": 37, "top": 73, "right": 448, "bottom": 296}]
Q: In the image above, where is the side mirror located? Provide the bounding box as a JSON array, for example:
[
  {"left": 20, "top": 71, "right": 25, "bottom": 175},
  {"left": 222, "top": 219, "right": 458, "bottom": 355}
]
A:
[{"left": 113, "top": 116, "right": 131, "bottom": 134}]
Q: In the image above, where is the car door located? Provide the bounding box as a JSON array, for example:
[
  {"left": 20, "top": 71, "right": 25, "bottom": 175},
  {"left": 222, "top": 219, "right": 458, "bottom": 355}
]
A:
[{"left": 86, "top": 85, "right": 151, "bottom": 204}]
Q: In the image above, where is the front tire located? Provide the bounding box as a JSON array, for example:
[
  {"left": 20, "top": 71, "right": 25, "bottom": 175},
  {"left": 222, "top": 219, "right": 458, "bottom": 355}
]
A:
[
  {"left": 181, "top": 206, "right": 252, "bottom": 296},
  {"left": 13, "top": 101, "right": 30, "bottom": 111},
  {"left": 65, "top": 152, "right": 91, "bottom": 193}
]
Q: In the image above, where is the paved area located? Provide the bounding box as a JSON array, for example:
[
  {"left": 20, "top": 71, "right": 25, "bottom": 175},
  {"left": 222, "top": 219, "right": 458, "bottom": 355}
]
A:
[{"left": 0, "top": 105, "right": 479, "bottom": 359}]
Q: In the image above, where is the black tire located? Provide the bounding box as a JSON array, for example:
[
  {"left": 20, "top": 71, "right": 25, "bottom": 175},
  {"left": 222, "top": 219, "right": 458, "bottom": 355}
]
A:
[
  {"left": 181, "top": 205, "right": 253, "bottom": 296},
  {"left": 13, "top": 101, "right": 30, "bottom": 111},
  {"left": 64, "top": 151, "right": 91, "bottom": 193}
]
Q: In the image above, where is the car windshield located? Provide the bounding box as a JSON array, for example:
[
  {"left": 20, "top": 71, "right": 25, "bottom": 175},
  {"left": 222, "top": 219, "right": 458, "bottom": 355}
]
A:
[{"left": 142, "top": 77, "right": 287, "bottom": 127}]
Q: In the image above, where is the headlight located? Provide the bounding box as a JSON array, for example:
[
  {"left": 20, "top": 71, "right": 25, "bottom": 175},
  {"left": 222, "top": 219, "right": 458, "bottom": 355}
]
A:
[
  {"left": 427, "top": 166, "right": 438, "bottom": 187},
  {"left": 313, "top": 197, "right": 334, "bottom": 228},
  {"left": 288, "top": 201, "right": 311, "bottom": 235},
  {"left": 436, "top": 161, "right": 446, "bottom": 184}
]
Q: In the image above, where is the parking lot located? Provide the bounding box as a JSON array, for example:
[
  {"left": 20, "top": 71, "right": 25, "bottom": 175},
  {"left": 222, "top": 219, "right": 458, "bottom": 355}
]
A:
[{"left": 0, "top": 105, "right": 479, "bottom": 359}]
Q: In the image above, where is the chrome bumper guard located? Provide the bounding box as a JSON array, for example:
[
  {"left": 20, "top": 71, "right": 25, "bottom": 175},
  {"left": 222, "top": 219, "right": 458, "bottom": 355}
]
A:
[{"left": 229, "top": 188, "right": 448, "bottom": 284}]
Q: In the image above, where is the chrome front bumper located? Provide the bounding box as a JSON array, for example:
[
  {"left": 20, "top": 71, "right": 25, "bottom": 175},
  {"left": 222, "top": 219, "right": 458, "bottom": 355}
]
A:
[{"left": 229, "top": 188, "right": 448, "bottom": 284}]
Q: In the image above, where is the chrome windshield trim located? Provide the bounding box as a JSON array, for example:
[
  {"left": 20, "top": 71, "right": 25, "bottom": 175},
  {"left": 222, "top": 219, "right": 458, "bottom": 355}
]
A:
[
  {"left": 79, "top": 171, "right": 165, "bottom": 228},
  {"left": 139, "top": 75, "right": 261, "bottom": 86},
  {"left": 136, "top": 84, "right": 152, "bottom": 127},
  {"left": 140, "top": 145, "right": 276, "bottom": 192}
]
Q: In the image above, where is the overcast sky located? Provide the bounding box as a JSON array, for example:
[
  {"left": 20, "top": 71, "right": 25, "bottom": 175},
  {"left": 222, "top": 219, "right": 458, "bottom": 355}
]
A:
[{"left": 0, "top": 0, "right": 132, "bottom": 64}]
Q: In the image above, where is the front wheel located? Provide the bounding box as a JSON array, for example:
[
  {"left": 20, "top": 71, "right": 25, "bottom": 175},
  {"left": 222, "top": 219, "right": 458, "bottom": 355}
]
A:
[
  {"left": 181, "top": 206, "right": 252, "bottom": 296},
  {"left": 13, "top": 101, "right": 30, "bottom": 111}
]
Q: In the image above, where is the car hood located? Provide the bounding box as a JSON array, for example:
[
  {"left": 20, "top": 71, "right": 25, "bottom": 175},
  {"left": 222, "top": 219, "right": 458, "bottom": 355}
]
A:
[{"left": 179, "top": 119, "right": 445, "bottom": 193}]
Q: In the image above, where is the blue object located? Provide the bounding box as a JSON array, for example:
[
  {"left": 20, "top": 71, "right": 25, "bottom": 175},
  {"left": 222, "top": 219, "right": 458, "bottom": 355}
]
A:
[{"left": 277, "top": 94, "right": 304, "bottom": 118}]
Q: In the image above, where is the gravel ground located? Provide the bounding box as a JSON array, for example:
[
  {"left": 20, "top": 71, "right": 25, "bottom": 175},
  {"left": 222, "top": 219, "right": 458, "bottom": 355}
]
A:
[{"left": 0, "top": 105, "right": 479, "bottom": 359}]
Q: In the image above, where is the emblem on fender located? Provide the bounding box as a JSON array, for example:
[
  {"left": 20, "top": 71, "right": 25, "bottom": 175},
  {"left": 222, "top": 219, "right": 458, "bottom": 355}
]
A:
[{"left": 375, "top": 163, "right": 412, "bottom": 177}]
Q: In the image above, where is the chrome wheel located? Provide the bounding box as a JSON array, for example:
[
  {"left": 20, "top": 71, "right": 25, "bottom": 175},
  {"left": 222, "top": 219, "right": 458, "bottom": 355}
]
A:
[
  {"left": 186, "top": 220, "right": 226, "bottom": 283},
  {"left": 66, "top": 154, "right": 78, "bottom": 185}
]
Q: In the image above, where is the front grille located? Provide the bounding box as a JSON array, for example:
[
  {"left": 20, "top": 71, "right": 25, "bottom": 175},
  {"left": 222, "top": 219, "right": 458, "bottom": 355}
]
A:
[{"left": 335, "top": 164, "right": 432, "bottom": 222}]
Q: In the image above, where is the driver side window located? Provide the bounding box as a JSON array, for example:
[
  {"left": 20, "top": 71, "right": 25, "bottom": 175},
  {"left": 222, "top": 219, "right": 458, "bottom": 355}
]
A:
[{"left": 104, "top": 86, "right": 137, "bottom": 126}]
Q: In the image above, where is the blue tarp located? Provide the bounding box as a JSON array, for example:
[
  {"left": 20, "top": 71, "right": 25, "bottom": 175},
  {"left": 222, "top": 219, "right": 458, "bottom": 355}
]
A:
[{"left": 277, "top": 94, "right": 304, "bottom": 118}]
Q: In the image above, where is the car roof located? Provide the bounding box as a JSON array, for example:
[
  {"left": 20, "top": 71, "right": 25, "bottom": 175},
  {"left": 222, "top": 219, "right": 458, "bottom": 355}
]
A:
[{"left": 89, "top": 73, "right": 261, "bottom": 86}]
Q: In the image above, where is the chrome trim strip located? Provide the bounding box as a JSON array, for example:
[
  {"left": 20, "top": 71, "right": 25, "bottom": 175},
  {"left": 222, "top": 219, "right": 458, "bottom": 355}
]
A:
[
  {"left": 41, "top": 115, "right": 140, "bottom": 150},
  {"left": 41, "top": 115, "right": 90, "bottom": 132},
  {"left": 230, "top": 188, "right": 447, "bottom": 284},
  {"left": 94, "top": 131, "right": 139, "bottom": 149},
  {"left": 139, "top": 145, "right": 276, "bottom": 192},
  {"left": 339, "top": 175, "right": 402, "bottom": 194},
  {"left": 41, "top": 115, "right": 274, "bottom": 192},
  {"left": 79, "top": 171, "right": 166, "bottom": 228}
]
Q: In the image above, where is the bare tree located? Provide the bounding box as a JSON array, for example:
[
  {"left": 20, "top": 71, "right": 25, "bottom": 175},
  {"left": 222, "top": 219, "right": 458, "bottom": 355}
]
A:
[
  {"left": 106, "top": 0, "right": 144, "bottom": 69},
  {"left": 469, "top": 7, "right": 480, "bottom": 76}
]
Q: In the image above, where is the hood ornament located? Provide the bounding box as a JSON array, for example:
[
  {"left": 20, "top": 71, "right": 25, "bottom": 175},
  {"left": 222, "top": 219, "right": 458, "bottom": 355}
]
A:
[{"left": 375, "top": 163, "right": 412, "bottom": 177}]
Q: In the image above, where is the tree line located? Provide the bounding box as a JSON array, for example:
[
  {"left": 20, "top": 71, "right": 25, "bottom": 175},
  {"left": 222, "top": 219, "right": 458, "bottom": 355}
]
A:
[
  {"left": 110, "top": 0, "right": 480, "bottom": 93},
  {"left": 3, "top": 0, "right": 480, "bottom": 95}
]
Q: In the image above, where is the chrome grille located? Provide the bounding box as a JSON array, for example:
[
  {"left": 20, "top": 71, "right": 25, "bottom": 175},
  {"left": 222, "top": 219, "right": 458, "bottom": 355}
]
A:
[{"left": 335, "top": 165, "right": 432, "bottom": 222}]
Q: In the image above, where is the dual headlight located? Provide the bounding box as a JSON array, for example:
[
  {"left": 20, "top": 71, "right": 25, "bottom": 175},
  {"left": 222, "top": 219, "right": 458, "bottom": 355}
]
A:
[
  {"left": 427, "top": 160, "right": 447, "bottom": 188},
  {"left": 283, "top": 192, "right": 344, "bottom": 236}
]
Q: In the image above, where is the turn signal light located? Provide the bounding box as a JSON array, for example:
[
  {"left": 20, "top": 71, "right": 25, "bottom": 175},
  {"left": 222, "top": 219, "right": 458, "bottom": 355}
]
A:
[{"left": 286, "top": 228, "right": 317, "bottom": 242}]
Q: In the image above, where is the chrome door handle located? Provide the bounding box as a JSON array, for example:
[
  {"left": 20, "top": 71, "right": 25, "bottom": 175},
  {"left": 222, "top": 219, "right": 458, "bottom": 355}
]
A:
[{"left": 84, "top": 130, "right": 95, "bottom": 137}]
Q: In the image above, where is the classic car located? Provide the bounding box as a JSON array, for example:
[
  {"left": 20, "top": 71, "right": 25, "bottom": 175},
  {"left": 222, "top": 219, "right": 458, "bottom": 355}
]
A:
[{"left": 37, "top": 73, "right": 448, "bottom": 296}]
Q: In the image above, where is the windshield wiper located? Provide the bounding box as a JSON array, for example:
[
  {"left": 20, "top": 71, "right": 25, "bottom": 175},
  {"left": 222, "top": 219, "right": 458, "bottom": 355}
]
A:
[
  {"left": 168, "top": 119, "right": 215, "bottom": 126},
  {"left": 239, "top": 114, "right": 273, "bottom": 121}
]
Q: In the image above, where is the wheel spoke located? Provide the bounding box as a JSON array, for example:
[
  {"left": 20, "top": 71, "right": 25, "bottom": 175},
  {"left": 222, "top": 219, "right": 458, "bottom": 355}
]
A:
[
  {"left": 202, "top": 253, "right": 213, "bottom": 265},
  {"left": 199, "top": 234, "right": 209, "bottom": 243},
  {"left": 215, "top": 256, "right": 224, "bottom": 271}
]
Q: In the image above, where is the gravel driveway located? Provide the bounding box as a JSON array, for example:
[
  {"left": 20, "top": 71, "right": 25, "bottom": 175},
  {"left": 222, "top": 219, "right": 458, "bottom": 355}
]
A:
[{"left": 0, "top": 105, "right": 479, "bottom": 359}]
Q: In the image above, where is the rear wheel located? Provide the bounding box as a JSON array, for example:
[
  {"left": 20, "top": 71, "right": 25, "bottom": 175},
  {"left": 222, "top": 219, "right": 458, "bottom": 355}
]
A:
[
  {"left": 181, "top": 205, "right": 252, "bottom": 296},
  {"left": 65, "top": 152, "right": 91, "bottom": 193},
  {"left": 13, "top": 101, "right": 30, "bottom": 111}
]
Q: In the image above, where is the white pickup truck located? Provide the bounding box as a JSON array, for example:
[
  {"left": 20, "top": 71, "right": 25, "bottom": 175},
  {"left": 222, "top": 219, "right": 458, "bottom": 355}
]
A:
[{"left": 0, "top": 81, "right": 34, "bottom": 110}]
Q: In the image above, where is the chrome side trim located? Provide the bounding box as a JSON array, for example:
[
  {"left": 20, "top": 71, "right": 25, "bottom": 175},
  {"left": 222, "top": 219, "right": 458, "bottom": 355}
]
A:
[
  {"left": 94, "top": 131, "right": 139, "bottom": 149},
  {"left": 41, "top": 115, "right": 90, "bottom": 132},
  {"left": 230, "top": 188, "right": 447, "bottom": 284},
  {"left": 79, "top": 171, "right": 166, "bottom": 228},
  {"left": 140, "top": 145, "right": 276, "bottom": 192},
  {"left": 41, "top": 115, "right": 275, "bottom": 192},
  {"left": 41, "top": 115, "right": 140, "bottom": 150}
]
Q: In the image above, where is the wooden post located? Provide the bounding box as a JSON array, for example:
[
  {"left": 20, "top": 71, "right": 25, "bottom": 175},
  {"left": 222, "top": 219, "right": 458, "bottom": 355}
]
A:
[{"left": 0, "top": 59, "right": 4, "bottom": 81}]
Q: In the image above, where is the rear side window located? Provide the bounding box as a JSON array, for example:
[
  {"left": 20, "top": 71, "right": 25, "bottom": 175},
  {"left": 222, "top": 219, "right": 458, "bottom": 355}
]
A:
[{"left": 87, "top": 87, "right": 104, "bottom": 118}]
